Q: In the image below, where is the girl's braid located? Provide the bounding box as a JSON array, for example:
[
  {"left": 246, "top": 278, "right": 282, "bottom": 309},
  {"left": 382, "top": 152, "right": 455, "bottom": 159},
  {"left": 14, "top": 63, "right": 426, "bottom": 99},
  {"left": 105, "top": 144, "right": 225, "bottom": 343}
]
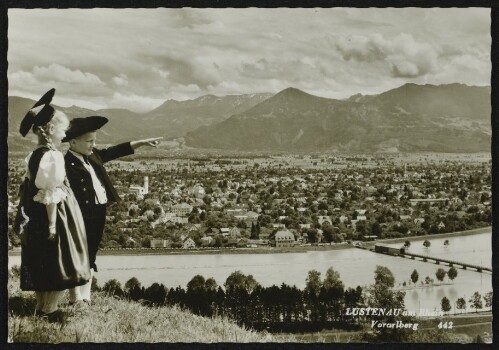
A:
[{"left": 37, "top": 125, "right": 56, "bottom": 151}]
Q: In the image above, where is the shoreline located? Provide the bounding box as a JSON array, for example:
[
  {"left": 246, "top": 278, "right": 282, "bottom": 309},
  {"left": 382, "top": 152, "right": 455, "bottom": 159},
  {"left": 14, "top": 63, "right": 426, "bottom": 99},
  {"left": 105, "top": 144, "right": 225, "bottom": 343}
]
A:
[
  {"left": 374, "top": 226, "right": 491, "bottom": 246},
  {"left": 8, "top": 226, "right": 491, "bottom": 257}
]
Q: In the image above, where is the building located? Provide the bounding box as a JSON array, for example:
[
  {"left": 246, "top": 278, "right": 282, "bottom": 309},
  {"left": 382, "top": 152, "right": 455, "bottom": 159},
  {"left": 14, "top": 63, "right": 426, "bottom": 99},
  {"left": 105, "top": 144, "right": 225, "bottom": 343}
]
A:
[
  {"left": 318, "top": 216, "right": 332, "bottom": 225},
  {"left": 172, "top": 202, "right": 193, "bottom": 217},
  {"left": 182, "top": 238, "right": 196, "bottom": 249},
  {"left": 150, "top": 239, "right": 170, "bottom": 248},
  {"left": 201, "top": 236, "right": 214, "bottom": 246},
  {"left": 130, "top": 176, "right": 149, "bottom": 199},
  {"left": 275, "top": 230, "right": 295, "bottom": 248},
  {"left": 191, "top": 184, "right": 206, "bottom": 199},
  {"left": 229, "top": 227, "right": 241, "bottom": 238}
]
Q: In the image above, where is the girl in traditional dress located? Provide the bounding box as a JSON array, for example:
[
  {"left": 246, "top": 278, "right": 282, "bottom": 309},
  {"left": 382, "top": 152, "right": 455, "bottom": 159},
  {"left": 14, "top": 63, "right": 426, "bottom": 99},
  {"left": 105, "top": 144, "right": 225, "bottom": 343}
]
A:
[{"left": 15, "top": 89, "right": 90, "bottom": 322}]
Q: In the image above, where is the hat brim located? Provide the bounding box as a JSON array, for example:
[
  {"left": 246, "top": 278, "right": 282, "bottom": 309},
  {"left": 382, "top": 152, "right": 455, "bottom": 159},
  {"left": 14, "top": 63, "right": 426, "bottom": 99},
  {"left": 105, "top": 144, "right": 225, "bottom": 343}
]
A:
[
  {"left": 62, "top": 116, "right": 109, "bottom": 142},
  {"left": 33, "top": 88, "right": 56, "bottom": 108},
  {"left": 19, "top": 88, "right": 56, "bottom": 137}
]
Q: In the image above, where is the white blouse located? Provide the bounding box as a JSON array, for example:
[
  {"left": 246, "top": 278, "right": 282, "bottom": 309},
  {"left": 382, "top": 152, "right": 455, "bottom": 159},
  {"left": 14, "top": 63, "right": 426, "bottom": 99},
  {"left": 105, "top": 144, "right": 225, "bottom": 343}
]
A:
[{"left": 25, "top": 149, "right": 67, "bottom": 205}]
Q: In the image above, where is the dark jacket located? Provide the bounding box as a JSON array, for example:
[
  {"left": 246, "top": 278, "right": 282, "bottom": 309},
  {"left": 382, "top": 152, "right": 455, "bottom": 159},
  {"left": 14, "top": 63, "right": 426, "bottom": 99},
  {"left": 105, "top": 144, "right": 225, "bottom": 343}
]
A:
[{"left": 65, "top": 142, "right": 134, "bottom": 209}]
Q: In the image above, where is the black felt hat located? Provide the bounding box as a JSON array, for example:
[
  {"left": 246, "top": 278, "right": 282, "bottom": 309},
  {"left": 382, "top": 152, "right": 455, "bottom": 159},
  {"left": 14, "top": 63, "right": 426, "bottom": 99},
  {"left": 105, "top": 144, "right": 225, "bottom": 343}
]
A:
[
  {"left": 19, "top": 88, "right": 56, "bottom": 137},
  {"left": 62, "top": 116, "right": 109, "bottom": 142}
]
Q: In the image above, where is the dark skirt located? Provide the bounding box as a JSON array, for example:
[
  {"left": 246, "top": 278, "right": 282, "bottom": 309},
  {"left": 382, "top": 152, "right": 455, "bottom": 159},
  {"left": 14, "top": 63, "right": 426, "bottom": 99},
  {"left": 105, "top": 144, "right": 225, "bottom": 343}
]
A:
[{"left": 20, "top": 184, "right": 91, "bottom": 291}]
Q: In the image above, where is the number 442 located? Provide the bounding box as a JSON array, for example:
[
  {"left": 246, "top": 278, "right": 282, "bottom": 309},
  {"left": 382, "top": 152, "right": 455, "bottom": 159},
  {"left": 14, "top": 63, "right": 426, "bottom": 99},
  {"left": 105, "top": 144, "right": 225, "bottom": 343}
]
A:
[{"left": 438, "top": 321, "right": 454, "bottom": 329}]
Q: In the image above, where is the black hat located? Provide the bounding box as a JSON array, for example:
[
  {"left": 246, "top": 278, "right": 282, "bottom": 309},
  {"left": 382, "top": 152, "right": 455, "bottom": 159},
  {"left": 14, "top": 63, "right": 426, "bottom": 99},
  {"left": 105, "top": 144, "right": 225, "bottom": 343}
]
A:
[
  {"left": 62, "top": 116, "right": 109, "bottom": 142},
  {"left": 19, "top": 88, "right": 56, "bottom": 137}
]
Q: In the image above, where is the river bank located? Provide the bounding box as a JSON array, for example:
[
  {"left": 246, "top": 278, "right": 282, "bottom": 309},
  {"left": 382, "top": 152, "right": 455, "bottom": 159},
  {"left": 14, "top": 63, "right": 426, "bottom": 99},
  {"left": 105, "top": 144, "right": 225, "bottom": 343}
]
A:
[
  {"left": 8, "top": 226, "right": 490, "bottom": 257},
  {"left": 374, "top": 226, "right": 491, "bottom": 246}
]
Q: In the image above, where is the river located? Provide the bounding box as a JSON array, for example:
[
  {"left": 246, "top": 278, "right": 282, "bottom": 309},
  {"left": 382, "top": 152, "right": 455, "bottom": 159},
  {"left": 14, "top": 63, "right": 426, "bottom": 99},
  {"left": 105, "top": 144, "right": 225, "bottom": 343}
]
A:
[{"left": 8, "top": 232, "right": 492, "bottom": 313}]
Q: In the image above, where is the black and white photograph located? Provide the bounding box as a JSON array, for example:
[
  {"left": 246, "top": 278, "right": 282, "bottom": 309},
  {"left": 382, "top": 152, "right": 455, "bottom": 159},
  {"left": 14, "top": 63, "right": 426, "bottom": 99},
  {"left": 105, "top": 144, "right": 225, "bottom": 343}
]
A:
[{"left": 3, "top": 4, "right": 494, "bottom": 344}]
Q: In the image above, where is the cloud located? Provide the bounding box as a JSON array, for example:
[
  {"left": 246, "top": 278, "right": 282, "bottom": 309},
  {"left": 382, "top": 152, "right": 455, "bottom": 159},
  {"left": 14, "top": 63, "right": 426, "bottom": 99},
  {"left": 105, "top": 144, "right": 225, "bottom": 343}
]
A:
[
  {"left": 335, "top": 34, "right": 386, "bottom": 62},
  {"left": 7, "top": 8, "right": 491, "bottom": 109},
  {"left": 334, "top": 33, "right": 439, "bottom": 78},
  {"left": 10, "top": 64, "right": 106, "bottom": 90},
  {"left": 112, "top": 73, "right": 128, "bottom": 86},
  {"left": 108, "top": 92, "right": 165, "bottom": 112},
  {"left": 34, "top": 64, "right": 105, "bottom": 85},
  {"left": 239, "top": 57, "right": 326, "bottom": 83},
  {"left": 264, "top": 32, "right": 283, "bottom": 40}
]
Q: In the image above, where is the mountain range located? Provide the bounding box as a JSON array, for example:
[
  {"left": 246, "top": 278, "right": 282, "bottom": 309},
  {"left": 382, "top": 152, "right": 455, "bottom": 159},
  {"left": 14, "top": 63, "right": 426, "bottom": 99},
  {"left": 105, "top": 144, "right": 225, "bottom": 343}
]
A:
[{"left": 8, "top": 83, "right": 491, "bottom": 153}]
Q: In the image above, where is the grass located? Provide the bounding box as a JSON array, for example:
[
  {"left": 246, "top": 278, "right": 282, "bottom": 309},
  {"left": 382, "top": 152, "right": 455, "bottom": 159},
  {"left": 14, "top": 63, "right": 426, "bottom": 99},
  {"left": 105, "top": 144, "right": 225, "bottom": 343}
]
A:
[{"left": 7, "top": 273, "right": 292, "bottom": 343}]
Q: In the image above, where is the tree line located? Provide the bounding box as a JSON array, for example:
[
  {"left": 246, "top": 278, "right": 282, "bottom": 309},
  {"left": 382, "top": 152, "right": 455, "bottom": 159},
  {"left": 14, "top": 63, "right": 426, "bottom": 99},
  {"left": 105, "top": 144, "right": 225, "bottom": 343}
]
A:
[{"left": 97, "top": 268, "right": 365, "bottom": 333}]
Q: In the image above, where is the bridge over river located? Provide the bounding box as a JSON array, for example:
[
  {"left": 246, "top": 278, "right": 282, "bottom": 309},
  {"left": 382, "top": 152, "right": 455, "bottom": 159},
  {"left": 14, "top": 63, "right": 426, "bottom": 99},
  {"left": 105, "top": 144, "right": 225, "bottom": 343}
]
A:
[
  {"left": 356, "top": 245, "right": 491, "bottom": 273},
  {"left": 398, "top": 251, "right": 491, "bottom": 273}
]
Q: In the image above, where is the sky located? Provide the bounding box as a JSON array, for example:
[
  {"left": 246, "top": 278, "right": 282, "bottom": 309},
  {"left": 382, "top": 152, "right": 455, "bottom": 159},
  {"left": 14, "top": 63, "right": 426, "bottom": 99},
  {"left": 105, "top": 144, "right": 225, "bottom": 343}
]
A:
[{"left": 8, "top": 8, "right": 491, "bottom": 113}]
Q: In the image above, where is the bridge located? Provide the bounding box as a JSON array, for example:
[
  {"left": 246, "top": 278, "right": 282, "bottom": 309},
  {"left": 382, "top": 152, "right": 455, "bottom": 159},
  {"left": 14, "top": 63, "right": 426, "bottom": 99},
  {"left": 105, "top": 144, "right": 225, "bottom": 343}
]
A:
[
  {"left": 399, "top": 252, "right": 492, "bottom": 273},
  {"left": 355, "top": 245, "right": 491, "bottom": 273}
]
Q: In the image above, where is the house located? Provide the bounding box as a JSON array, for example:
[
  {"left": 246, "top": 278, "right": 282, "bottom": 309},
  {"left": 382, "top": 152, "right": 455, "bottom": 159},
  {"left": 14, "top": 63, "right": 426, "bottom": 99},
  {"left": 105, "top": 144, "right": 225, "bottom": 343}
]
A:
[
  {"left": 205, "top": 227, "right": 220, "bottom": 236},
  {"left": 182, "top": 238, "right": 196, "bottom": 249},
  {"left": 229, "top": 227, "right": 241, "bottom": 238},
  {"left": 144, "top": 198, "right": 160, "bottom": 206},
  {"left": 187, "top": 223, "right": 202, "bottom": 232},
  {"left": 438, "top": 221, "right": 446, "bottom": 229},
  {"left": 150, "top": 239, "right": 170, "bottom": 248},
  {"left": 172, "top": 202, "right": 193, "bottom": 217},
  {"left": 201, "top": 236, "right": 213, "bottom": 246},
  {"left": 227, "top": 208, "right": 245, "bottom": 216},
  {"left": 244, "top": 211, "right": 260, "bottom": 222},
  {"left": 318, "top": 216, "right": 332, "bottom": 225},
  {"left": 129, "top": 176, "right": 149, "bottom": 199},
  {"left": 191, "top": 184, "right": 206, "bottom": 199},
  {"left": 299, "top": 223, "right": 311, "bottom": 229},
  {"left": 220, "top": 227, "right": 230, "bottom": 236},
  {"left": 275, "top": 230, "right": 295, "bottom": 248},
  {"left": 414, "top": 218, "right": 425, "bottom": 225}
]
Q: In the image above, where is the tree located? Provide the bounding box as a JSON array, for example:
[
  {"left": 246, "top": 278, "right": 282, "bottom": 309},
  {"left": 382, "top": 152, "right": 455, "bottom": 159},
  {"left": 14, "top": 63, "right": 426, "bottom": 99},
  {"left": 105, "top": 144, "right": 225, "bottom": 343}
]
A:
[
  {"left": 423, "top": 240, "right": 431, "bottom": 248},
  {"left": 124, "top": 277, "right": 141, "bottom": 292},
  {"left": 447, "top": 267, "right": 458, "bottom": 281},
  {"left": 144, "top": 282, "right": 167, "bottom": 306},
  {"left": 364, "top": 267, "right": 413, "bottom": 342},
  {"left": 103, "top": 279, "right": 123, "bottom": 297},
  {"left": 371, "top": 221, "right": 382, "bottom": 236},
  {"left": 483, "top": 291, "right": 492, "bottom": 311},
  {"left": 441, "top": 296, "right": 451, "bottom": 314},
  {"left": 469, "top": 291, "right": 483, "bottom": 312},
  {"left": 187, "top": 275, "right": 206, "bottom": 292},
  {"left": 305, "top": 270, "right": 322, "bottom": 297},
  {"left": 323, "top": 267, "right": 344, "bottom": 290},
  {"left": 224, "top": 271, "right": 259, "bottom": 294},
  {"left": 404, "top": 240, "right": 411, "bottom": 249},
  {"left": 456, "top": 297, "right": 466, "bottom": 313},
  {"left": 374, "top": 266, "right": 395, "bottom": 288},
  {"left": 306, "top": 229, "right": 319, "bottom": 243},
  {"left": 435, "top": 268, "right": 446, "bottom": 284},
  {"left": 410, "top": 269, "right": 419, "bottom": 284}
]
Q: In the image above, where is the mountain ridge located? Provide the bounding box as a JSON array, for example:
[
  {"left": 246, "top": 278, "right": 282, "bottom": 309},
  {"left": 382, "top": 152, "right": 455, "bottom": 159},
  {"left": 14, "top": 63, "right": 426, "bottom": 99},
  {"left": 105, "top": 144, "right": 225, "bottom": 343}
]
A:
[{"left": 8, "top": 83, "right": 491, "bottom": 152}]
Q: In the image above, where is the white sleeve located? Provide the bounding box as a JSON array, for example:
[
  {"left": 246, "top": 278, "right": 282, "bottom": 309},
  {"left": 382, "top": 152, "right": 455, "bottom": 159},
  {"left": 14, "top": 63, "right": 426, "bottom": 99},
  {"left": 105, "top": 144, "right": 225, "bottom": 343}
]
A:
[{"left": 33, "top": 150, "right": 67, "bottom": 205}]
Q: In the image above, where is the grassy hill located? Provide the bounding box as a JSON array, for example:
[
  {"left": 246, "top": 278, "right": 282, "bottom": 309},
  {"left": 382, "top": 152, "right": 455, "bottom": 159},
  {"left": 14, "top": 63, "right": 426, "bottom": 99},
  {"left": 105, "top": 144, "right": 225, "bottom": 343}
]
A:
[{"left": 7, "top": 273, "right": 289, "bottom": 343}]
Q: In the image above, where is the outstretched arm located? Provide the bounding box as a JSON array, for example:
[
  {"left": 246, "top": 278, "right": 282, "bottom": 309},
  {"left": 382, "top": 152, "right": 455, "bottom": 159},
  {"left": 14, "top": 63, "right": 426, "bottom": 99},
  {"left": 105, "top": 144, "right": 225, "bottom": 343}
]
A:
[
  {"left": 96, "top": 137, "right": 163, "bottom": 163},
  {"left": 130, "top": 137, "right": 163, "bottom": 150}
]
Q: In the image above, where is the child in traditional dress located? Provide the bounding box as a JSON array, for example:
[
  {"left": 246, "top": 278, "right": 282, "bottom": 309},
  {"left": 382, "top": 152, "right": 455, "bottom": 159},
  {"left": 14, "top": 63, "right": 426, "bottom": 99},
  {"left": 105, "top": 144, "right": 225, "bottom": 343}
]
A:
[{"left": 15, "top": 89, "right": 90, "bottom": 322}]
